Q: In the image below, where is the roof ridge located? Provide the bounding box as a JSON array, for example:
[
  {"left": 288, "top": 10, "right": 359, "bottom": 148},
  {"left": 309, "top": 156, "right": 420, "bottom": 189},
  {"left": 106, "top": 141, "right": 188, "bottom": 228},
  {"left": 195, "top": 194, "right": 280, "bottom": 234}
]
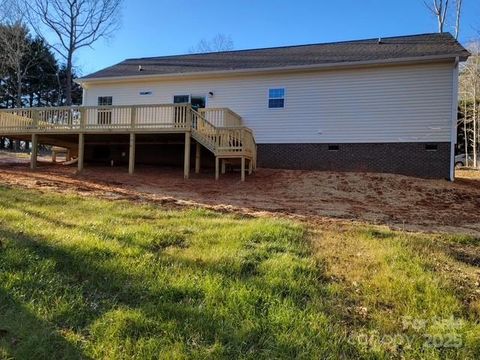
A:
[
  {"left": 78, "top": 32, "right": 468, "bottom": 81},
  {"left": 123, "top": 32, "right": 452, "bottom": 62}
]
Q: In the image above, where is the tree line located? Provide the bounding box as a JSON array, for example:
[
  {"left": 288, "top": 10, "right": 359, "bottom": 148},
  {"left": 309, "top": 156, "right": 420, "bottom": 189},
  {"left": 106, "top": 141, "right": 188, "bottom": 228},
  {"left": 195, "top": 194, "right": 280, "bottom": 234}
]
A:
[
  {"left": 0, "top": 0, "right": 121, "bottom": 150},
  {"left": 459, "top": 46, "right": 479, "bottom": 168},
  {"left": 0, "top": 22, "right": 82, "bottom": 109},
  {"left": 0, "top": 21, "right": 82, "bottom": 150},
  {"left": 425, "top": 0, "right": 480, "bottom": 168}
]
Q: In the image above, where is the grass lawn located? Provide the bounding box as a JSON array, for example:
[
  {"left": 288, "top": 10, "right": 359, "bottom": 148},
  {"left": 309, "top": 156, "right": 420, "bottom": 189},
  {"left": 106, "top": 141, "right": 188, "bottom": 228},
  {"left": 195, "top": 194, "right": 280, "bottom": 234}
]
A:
[{"left": 0, "top": 185, "right": 479, "bottom": 359}]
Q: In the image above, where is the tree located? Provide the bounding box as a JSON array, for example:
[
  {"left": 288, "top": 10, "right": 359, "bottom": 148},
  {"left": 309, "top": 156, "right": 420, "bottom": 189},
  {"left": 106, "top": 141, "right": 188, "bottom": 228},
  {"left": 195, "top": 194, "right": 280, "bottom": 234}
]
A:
[
  {"left": 454, "top": 0, "right": 463, "bottom": 39},
  {"left": 0, "top": 22, "right": 43, "bottom": 107},
  {"left": 424, "top": 0, "right": 450, "bottom": 33},
  {"left": 189, "top": 33, "right": 234, "bottom": 54},
  {"left": 424, "top": 0, "right": 464, "bottom": 38},
  {"left": 55, "top": 65, "right": 83, "bottom": 105},
  {"left": 0, "top": 0, "right": 16, "bottom": 23},
  {"left": 459, "top": 41, "right": 480, "bottom": 168},
  {"left": 26, "top": 0, "right": 122, "bottom": 105},
  {"left": 23, "top": 37, "right": 60, "bottom": 107}
]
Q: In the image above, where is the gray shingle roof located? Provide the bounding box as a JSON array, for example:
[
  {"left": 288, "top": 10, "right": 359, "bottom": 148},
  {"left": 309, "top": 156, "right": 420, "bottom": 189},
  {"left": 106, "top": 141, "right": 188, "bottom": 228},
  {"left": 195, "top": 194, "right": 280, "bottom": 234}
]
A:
[{"left": 80, "top": 33, "right": 469, "bottom": 81}]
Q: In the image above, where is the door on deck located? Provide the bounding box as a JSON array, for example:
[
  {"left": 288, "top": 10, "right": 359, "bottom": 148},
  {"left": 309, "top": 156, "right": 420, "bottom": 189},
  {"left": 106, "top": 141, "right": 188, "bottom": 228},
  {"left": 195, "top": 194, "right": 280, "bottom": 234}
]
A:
[
  {"left": 97, "top": 96, "right": 113, "bottom": 125},
  {"left": 173, "top": 95, "right": 190, "bottom": 127},
  {"left": 173, "top": 94, "right": 206, "bottom": 126},
  {"left": 190, "top": 96, "right": 206, "bottom": 111}
]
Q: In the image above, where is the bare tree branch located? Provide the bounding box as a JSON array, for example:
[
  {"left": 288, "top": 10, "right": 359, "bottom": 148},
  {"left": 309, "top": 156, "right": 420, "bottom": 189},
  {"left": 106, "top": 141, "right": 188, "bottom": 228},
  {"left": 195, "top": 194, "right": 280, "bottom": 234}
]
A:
[
  {"left": 424, "top": 0, "right": 450, "bottom": 33},
  {"left": 189, "top": 33, "right": 234, "bottom": 54},
  {"left": 0, "top": 22, "right": 43, "bottom": 107},
  {"left": 454, "top": 0, "right": 463, "bottom": 39},
  {"left": 459, "top": 41, "right": 480, "bottom": 168},
  {"left": 25, "top": 0, "right": 123, "bottom": 105}
]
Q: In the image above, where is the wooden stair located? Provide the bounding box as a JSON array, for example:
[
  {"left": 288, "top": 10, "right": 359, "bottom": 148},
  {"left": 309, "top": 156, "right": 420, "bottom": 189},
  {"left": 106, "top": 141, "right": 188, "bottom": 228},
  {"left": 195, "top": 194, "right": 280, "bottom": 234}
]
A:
[{"left": 190, "top": 109, "right": 256, "bottom": 180}]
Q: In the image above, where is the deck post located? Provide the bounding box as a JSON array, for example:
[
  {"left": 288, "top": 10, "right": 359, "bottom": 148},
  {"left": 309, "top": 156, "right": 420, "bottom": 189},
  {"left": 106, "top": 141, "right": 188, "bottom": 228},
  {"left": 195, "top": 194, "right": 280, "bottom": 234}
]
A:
[
  {"left": 184, "top": 132, "right": 191, "bottom": 179},
  {"left": 215, "top": 157, "right": 220, "bottom": 180},
  {"left": 195, "top": 142, "right": 201, "bottom": 174},
  {"left": 129, "top": 133, "right": 135, "bottom": 175},
  {"left": 30, "top": 134, "right": 38, "bottom": 170},
  {"left": 241, "top": 156, "right": 246, "bottom": 182},
  {"left": 221, "top": 160, "right": 226, "bottom": 174},
  {"left": 78, "top": 133, "right": 85, "bottom": 172},
  {"left": 248, "top": 158, "right": 253, "bottom": 175}
]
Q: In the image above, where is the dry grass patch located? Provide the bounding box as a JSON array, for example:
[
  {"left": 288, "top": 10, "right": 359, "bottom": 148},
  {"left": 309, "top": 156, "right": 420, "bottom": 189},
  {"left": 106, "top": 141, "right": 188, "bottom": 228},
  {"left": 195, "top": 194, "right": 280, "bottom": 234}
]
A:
[{"left": 314, "top": 223, "right": 480, "bottom": 358}]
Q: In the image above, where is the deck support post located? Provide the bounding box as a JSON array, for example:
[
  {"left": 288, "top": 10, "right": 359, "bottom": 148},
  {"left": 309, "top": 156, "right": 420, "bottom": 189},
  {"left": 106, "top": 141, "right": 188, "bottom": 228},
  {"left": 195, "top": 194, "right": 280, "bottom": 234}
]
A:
[
  {"left": 215, "top": 157, "right": 220, "bottom": 180},
  {"left": 221, "top": 160, "right": 226, "bottom": 174},
  {"left": 129, "top": 133, "right": 135, "bottom": 175},
  {"left": 248, "top": 158, "right": 253, "bottom": 175},
  {"left": 184, "top": 132, "right": 191, "bottom": 179},
  {"left": 241, "top": 156, "right": 246, "bottom": 182},
  {"left": 30, "top": 134, "right": 38, "bottom": 170},
  {"left": 195, "top": 142, "right": 201, "bottom": 174},
  {"left": 78, "top": 133, "right": 84, "bottom": 172}
]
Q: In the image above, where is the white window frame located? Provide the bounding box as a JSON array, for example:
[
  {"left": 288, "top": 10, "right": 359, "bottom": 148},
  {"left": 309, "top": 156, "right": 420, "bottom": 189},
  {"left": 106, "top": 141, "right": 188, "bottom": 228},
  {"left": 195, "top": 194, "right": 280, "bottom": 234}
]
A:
[{"left": 268, "top": 88, "right": 285, "bottom": 109}]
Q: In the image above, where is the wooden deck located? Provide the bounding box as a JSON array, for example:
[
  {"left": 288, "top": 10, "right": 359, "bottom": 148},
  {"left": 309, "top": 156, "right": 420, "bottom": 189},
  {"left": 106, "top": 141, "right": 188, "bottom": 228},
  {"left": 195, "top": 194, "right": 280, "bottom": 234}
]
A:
[{"left": 0, "top": 104, "right": 257, "bottom": 181}]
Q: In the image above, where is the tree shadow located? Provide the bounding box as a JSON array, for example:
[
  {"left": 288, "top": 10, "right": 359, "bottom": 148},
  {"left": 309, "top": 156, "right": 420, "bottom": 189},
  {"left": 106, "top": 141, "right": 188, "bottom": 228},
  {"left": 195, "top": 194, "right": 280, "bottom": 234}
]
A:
[
  {"left": 0, "top": 287, "right": 88, "bottom": 359},
  {"left": 0, "top": 185, "right": 375, "bottom": 357},
  {"left": 0, "top": 223, "right": 371, "bottom": 358}
]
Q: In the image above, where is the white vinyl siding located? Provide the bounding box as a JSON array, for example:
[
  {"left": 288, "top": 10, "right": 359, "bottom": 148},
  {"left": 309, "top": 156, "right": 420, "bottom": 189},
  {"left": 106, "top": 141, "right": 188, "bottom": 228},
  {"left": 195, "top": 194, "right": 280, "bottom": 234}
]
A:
[{"left": 83, "top": 61, "right": 454, "bottom": 144}]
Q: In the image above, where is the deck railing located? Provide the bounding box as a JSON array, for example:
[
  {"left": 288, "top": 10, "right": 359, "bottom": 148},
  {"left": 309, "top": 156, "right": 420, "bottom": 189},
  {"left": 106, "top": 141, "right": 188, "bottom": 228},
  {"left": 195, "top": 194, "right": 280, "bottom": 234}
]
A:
[
  {"left": 0, "top": 104, "right": 256, "bottom": 165},
  {"left": 198, "top": 108, "right": 242, "bottom": 127},
  {"left": 0, "top": 104, "right": 191, "bottom": 133}
]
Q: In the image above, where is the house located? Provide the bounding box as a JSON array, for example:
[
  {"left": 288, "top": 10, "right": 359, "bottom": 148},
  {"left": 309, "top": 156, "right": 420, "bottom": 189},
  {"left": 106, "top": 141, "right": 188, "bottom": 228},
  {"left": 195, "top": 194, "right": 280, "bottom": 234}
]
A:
[{"left": 0, "top": 33, "right": 469, "bottom": 180}]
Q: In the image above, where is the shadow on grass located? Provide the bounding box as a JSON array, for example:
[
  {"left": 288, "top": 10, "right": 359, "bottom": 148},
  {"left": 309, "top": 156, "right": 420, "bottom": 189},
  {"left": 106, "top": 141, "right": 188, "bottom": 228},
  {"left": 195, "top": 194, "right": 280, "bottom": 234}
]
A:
[
  {"left": 0, "top": 220, "right": 366, "bottom": 358},
  {"left": 0, "top": 287, "right": 88, "bottom": 359},
  {"left": 0, "top": 186, "right": 370, "bottom": 357}
]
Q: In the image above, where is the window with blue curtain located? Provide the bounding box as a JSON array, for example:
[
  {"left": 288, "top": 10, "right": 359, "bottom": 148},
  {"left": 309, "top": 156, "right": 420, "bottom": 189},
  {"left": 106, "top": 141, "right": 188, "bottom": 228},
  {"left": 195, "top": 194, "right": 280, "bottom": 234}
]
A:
[{"left": 268, "top": 88, "right": 285, "bottom": 108}]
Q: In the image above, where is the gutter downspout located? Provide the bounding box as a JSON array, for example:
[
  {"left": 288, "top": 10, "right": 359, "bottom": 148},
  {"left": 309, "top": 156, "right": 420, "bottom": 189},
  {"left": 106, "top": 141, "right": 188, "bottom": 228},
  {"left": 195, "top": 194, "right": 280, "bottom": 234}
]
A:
[{"left": 450, "top": 57, "right": 460, "bottom": 181}]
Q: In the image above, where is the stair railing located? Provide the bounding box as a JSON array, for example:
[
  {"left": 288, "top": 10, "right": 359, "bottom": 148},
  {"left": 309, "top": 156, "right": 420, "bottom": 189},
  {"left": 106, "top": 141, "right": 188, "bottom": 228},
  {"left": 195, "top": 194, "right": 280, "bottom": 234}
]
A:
[{"left": 190, "top": 108, "right": 256, "bottom": 160}]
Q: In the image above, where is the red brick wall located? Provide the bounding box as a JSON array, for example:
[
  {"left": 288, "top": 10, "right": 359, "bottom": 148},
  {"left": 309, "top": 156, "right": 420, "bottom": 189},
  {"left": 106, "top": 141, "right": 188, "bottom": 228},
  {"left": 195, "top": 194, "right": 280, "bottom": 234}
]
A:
[{"left": 257, "top": 142, "right": 451, "bottom": 179}]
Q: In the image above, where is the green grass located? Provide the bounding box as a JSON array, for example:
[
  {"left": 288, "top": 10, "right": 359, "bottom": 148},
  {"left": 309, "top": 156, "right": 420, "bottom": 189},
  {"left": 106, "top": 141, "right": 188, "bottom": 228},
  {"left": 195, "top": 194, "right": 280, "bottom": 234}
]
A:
[
  {"left": 316, "top": 226, "right": 480, "bottom": 359},
  {"left": 0, "top": 185, "right": 479, "bottom": 359},
  {"left": 0, "top": 186, "right": 355, "bottom": 359}
]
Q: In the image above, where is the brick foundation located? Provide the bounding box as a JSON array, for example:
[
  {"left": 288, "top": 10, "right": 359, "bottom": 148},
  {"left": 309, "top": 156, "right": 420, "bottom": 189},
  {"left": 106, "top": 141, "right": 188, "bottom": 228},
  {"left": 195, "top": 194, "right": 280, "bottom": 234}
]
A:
[{"left": 257, "top": 142, "right": 451, "bottom": 179}]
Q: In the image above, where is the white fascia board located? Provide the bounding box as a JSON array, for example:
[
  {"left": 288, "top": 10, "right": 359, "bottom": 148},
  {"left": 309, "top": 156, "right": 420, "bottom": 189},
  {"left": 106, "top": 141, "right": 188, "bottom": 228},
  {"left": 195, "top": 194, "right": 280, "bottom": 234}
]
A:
[{"left": 75, "top": 55, "right": 460, "bottom": 87}]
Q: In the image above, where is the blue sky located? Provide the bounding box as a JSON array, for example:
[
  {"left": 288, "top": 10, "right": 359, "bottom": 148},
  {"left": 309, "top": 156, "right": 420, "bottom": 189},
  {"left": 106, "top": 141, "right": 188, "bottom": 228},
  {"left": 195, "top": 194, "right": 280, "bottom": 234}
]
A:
[{"left": 69, "top": 0, "right": 479, "bottom": 76}]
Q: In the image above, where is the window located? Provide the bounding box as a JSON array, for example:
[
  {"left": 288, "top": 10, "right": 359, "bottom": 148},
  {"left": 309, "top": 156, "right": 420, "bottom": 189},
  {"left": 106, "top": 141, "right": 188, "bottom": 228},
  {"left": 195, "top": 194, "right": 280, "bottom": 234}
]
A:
[
  {"left": 328, "top": 145, "right": 340, "bottom": 151},
  {"left": 190, "top": 95, "right": 206, "bottom": 111},
  {"left": 173, "top": 95, "right": 190, "bottom": 104},
  {"left": 268, "top": 88, "right": 285, "bottom": 108},
  {"left": 98, "top": 96, "right": 112, "bottom": 106},
  {"left": 425, "top": 144, "right": 438, "bottom": 151},
  {"left": 97, "top": 96, "right": 112, "bottom": 125}
]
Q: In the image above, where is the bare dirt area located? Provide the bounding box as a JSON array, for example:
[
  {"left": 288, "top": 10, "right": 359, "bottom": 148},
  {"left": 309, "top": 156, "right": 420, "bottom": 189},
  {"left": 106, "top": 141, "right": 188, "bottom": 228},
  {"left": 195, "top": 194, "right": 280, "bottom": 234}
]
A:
[{"left": 1, "top": 151, "right": 479, "bottom": 235}]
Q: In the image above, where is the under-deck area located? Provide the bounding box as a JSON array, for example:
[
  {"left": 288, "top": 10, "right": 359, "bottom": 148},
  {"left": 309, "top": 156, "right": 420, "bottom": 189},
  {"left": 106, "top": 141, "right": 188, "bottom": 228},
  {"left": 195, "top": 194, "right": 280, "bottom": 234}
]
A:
[{"left": 0, "top": 104, "right": 257, "bottom": 181}]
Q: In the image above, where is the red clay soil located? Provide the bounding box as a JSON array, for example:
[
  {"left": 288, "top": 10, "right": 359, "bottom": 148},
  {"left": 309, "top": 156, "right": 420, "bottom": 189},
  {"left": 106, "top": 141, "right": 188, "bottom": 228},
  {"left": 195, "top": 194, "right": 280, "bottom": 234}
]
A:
[{"left": 1, "top": 152, "right": 479, "bottom": 235}]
